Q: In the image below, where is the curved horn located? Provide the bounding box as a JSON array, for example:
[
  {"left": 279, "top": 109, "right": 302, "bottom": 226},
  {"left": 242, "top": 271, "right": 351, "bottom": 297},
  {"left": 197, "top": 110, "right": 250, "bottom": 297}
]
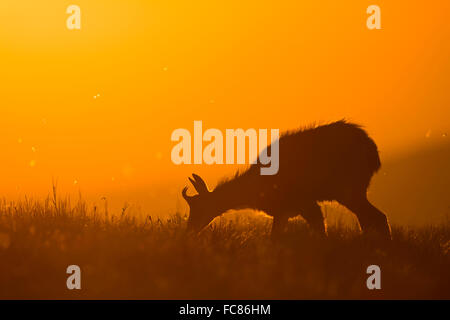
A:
[
  {"left": 182, "top": 186, "right": 194, "bottom": 203},
  {"left": 191, "top": 173, "right": 209, "bottom": 194}
]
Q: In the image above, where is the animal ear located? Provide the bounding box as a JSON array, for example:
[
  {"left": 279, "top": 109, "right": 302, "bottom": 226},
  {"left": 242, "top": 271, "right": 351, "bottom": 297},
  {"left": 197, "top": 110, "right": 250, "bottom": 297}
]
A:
[
  {"left": 187, "top": 177, "right": 202, "bottom": 195},
  {"left": 191, "top": 173, "right": 209, "bottom": 194},
  {"left": 188, "top": 177, "right": 196, "bottom": 188}
]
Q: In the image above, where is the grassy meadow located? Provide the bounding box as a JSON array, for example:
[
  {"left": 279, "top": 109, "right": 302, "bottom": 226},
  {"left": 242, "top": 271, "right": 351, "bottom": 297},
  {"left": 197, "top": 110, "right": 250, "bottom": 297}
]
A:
[{"left": 0, "top": 191, "right": 449, "bottom": 299}]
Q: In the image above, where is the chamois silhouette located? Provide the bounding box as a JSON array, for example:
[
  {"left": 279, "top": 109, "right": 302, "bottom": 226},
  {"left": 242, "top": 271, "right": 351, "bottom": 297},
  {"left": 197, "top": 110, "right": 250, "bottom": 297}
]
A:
[{"left": 182, "top": 120, "right": 391, "bottom": 240}]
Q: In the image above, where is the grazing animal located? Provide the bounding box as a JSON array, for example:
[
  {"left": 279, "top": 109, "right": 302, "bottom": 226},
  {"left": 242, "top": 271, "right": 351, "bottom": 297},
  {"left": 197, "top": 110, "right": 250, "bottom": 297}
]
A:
[{"left": 182, "top": 120, "right": 391, "bottom": 240}]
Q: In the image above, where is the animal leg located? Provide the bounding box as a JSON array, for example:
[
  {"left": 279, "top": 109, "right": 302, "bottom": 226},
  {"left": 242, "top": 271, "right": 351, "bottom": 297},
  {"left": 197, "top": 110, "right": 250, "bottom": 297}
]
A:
[
  {"left": 300, "top": 202, "right": 327, "bottom": 236},
  {"left": 271, "top": 215, "right": 289, "bottom": 240},
  {"left": 338, "top": 193, "right": 391, "bottom": 240}
]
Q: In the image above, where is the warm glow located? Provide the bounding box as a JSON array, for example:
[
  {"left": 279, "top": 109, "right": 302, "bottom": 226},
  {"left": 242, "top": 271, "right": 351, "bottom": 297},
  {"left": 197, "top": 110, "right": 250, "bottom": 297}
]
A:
[{"left": 1, "top": 1, "right": 449, "bottom": 216}]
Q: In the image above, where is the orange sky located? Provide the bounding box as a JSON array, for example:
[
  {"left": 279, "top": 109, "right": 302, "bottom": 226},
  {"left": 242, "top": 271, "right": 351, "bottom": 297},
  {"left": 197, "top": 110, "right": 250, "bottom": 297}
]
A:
[{"left": 0, "top": 1, "right": 449, "bottom": 214}]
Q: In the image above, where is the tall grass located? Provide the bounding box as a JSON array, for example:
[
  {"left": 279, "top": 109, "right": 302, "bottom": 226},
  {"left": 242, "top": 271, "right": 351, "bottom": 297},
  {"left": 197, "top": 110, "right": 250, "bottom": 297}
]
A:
[{"left": 0, "top": 194, "right": 448, "bottom": 299}]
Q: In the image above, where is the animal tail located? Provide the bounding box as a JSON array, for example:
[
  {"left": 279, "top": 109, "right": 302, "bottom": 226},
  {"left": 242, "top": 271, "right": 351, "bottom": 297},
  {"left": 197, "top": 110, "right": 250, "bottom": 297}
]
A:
[
  {"left": 339, "top": 119, "right": 381, "bottom": 175},
  {"left": 366, "top": 135, "right": 381, "bottom": 174}
]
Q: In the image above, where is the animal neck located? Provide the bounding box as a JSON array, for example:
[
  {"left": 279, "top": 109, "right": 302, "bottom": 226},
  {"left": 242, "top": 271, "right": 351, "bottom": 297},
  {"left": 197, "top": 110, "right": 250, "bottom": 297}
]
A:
[{"left": 211, "top": 172, "right": 259, "bottom": 213}]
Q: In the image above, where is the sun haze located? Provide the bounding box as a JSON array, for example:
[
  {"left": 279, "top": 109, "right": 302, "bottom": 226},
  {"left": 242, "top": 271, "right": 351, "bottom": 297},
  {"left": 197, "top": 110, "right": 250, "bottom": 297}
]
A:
[{"left": 0, "top": 1, "right": 449, "bottom": 218}]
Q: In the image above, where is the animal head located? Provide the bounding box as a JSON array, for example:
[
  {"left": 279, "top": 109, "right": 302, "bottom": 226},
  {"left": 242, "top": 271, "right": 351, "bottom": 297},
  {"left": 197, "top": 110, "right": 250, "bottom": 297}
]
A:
[{"left": 182, "top": 173, "right": 220, "bottom": 233}]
